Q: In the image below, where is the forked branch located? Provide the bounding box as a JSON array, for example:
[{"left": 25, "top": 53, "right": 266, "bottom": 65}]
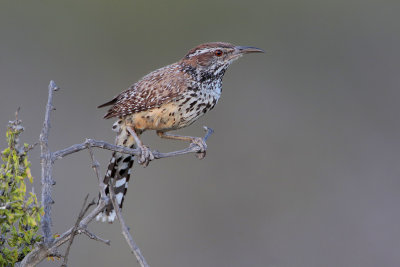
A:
[
  {"left": 52, "top": 127, "right": 213, "bottom": 162},
  {"left": 20, "top": 81, "right": 213, "bottom": 267}
]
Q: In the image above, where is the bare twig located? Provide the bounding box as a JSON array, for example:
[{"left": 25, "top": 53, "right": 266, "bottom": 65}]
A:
[
  {"left": 39, "top": 80, "right": 59, "bottom": 245},
  {"left": 79, "top": 228, "right": 110, "bottom": 245},
  {"left": 61, "top": 194, "right": 93, "bottom": 267},
  {"left": 109, "top": 182, "right": 149, "bottom": 267},
  {"left": 87, "top": 146, "right": 107, "bottom": 199},
  {"left": 50, "top": 202, "right": 107, "bottom": 248}
]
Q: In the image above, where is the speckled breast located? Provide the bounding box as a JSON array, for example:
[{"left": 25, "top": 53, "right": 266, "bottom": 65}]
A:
[{"left": 125, "top": 87, "right": 219, "bottom": 132}]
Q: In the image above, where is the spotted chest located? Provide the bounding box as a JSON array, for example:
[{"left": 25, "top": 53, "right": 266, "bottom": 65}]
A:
[{"left": 119, "top": 86, "right": 219, "bottom": 132}]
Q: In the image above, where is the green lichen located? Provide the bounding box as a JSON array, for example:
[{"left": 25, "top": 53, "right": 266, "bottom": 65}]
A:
[{"left": 0, "top": 118, "right": 43, "bottom": 266}]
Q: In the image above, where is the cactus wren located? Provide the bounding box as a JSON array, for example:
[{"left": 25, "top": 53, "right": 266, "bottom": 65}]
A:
[{"left": 96, "top": 42, "right": 263, "bottom": 222}]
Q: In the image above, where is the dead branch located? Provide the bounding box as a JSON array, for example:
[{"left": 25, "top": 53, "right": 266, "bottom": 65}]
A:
[
  {"left": 109, "top": 182, "right": 149, "bottom": 267},
  {"left": 61, "top": 194, "right": 93, "bottom": 267},
  {"left": 52, "top": 126, "right": 213, "bottom": 163},
  {"left": 39, "top": 80, "right": 59, "bottom": 245},
  {"left": 20, "top": 80, "right": 214, "bottom": 266},
  {"left": 79, "top": 228, "right": 110, "bottom": 246}
]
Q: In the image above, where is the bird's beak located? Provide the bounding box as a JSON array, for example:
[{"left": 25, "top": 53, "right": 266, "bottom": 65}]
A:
[{"left": 234, "top": 46, "right": 265, "bottom": 54}]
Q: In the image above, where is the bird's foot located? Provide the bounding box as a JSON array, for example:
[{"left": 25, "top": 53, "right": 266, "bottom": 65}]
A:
[
  {"left": 137, "top": 145, "right": 154, "bottom": 167},
  {"left": 190, "top": 137, "right": 207, "bottom": 159}
]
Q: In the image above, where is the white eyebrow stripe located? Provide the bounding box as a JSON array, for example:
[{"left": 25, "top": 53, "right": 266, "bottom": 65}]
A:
[{"left": 188, "top": 48, "right": 219, "bottom": 57}]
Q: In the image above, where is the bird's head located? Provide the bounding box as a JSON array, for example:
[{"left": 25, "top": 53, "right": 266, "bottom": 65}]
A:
[{"left": 181, "top": 42, "right": 264, "bottom": 74}]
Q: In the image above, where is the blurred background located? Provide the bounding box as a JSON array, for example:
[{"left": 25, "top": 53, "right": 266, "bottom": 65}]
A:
[{"left": 1, "top": 0, "right": 400, "bottom": 266}]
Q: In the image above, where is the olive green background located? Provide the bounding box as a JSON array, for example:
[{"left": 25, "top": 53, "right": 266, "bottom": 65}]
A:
[{"left": 1, "top": 0, "right": 400, "bottom": 266}]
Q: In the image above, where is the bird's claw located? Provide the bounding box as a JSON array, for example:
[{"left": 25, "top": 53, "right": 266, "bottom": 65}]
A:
[
  {"left": 190, "top": 137, "right": 207, "bottom": 159},
  {"left": 137, "top": 145, "right": 154, "bottom": 167}
]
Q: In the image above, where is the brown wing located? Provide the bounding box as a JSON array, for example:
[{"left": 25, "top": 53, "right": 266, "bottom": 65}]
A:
[{"left": 100, "top": 63, "right": 187, "bottom": 119}]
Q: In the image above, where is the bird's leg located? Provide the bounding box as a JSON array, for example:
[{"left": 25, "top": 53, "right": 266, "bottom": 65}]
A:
[
  {"left": 156, "top": 131, "right": 207, "bottom": 159},
  {"left": 127, "top": 126, "right": 154, "bottom": 167}
]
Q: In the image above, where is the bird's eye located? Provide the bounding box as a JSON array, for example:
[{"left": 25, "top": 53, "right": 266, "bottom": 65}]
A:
[{"left": 215, "top": 50, "right": 223, "bottom": 57}]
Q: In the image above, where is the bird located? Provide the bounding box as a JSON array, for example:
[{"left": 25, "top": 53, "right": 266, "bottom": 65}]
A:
[{"left": 96, "top": 42, "right": 263, "bottom": 222}]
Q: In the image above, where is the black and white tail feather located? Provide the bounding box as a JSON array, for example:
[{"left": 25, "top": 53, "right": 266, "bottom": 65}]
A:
[{"left": 96, "top": 119, "right": 136, "bottom": 223}]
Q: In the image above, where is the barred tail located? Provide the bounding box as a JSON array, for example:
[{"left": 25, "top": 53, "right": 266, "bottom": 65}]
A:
[{"left": 96, "top": 120, "right": 136, "bottom": 223}]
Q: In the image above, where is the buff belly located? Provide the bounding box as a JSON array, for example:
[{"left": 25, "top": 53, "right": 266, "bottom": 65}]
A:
[{"left": 123, "top": 96, "right": 215, "bottom": 132}]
